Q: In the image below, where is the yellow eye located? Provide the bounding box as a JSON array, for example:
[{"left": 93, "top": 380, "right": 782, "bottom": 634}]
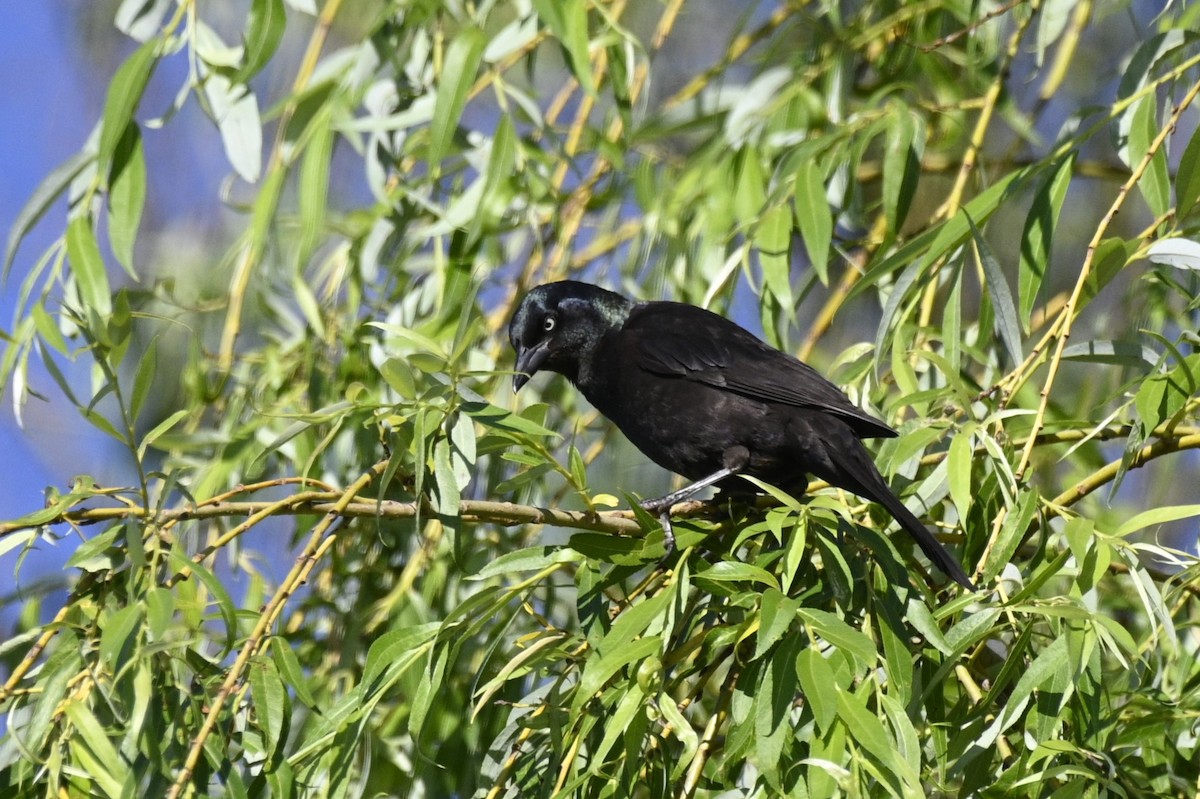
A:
[{"left": 543, "top": 316, "right": 556, "bottom": 332}]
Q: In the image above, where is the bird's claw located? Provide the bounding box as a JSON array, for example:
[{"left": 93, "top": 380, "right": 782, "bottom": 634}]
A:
[{"left": 639, "top": 498, "right": 678, "bottom": 559}]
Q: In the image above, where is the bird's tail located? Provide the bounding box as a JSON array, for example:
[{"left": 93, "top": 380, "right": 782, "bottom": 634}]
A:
[
  {"left": 819, "top": 436, "right": 975, "bottom": 590},
  {"left": 872, "top": 487, "right": 975, "bottom": 590}
]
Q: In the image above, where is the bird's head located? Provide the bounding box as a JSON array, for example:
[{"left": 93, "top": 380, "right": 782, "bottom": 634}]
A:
[{"left": 509, "top": 281, "right": 634, "bottom": 391}]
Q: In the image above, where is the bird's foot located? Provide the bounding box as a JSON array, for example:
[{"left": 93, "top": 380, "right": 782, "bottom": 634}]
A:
[{"left": 639, "top": 497, "right": 678, "bottom": 559}]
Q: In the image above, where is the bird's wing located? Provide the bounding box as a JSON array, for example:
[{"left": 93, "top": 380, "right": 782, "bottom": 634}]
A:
[{"left": 629, "top": 302, "right": 897, "bottom": 439}]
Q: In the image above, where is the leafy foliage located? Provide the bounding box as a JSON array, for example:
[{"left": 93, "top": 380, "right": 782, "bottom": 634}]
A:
[{"left": 3, "top": 1, "right": 1200, "bottom": 797}]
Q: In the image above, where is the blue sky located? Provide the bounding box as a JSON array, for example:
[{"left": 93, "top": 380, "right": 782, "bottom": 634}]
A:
[{"left": 0, "top": 8, "right": 144, "bottom": 628}]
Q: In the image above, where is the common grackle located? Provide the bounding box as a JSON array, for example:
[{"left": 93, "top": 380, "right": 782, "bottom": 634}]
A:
[{"left": 509, "top": 280, "right": 974, "bottom": 589}]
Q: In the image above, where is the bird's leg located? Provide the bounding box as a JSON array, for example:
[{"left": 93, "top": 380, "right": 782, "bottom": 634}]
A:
[{"left": 640, "top": 447, "right": 750, "bottom": 556}]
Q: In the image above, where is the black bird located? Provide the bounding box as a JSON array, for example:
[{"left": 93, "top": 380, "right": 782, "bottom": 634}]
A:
[{"left": 509, "top": 280, "right": 974, "bottom": 589}]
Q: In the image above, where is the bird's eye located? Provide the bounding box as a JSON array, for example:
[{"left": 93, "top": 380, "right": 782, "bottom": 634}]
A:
[{"left": 542, "top": 316, "right": 556, "bottom": 332}]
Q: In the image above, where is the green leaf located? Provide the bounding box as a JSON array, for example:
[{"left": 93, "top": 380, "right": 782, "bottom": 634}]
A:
[
  {"left": 532, "top": 0, "right": 593, "bottom": 95},
  {"left": 237, "top": 0, "right": 286, "bottom": 81},
  {"left": 568, "top": 443, "right": 588, "bottom": 491},
  {"left": 796, "top": 646, "right": 837, "bottom": 733},
  {"left": 66, "top": 526, "right": 122, "bottom": 572},
  {"left": 1128, "top": 96, "right": 1170, "bottom": 218},
  {"left": 64, "top": 701, "right": 128, "bottom": 799},
  {"left": 250, "top": 656, "right": 289, "bottom": 763},
  {"left": 757, "top": 203, "right": 794, "bottom": 304},
  {"left": 836, "top": 687, "right": 899, "bottom": 771},
  {"left": 130, "top": 336, "right": 158, "bottom": 422},
  {"left": 471, "top": 545, "right": 578, "bottom": 580},
  {"left": 1114, "top": 504, "right": 1200, "bottom": 538},
  {"left": 982, "top": 489, "right": 1037, "bottom": 581},
  {"left": 573, "top": 635, "right": 663, "bottom": 717},
  {"left": 1019, "top": 154, "right": 1073, "bottom": 329},
  {"left": 362, "top": 623, "right": 439, "bottom": 691},
  {"left": 66, "top": 215, "right": 112, "bottom": 317},
  {"left": 983, "top": 635, "right": 1070, "bottom": 743},
  {"left": 1081, "top": 237, "right": 1129, "bottom": 303},
  {"left": 432, "top": 436, "right": 460, "bottom": 515},
  {"left": 4, "top": 149, "right": 93, "bottom": 280},
  {"left": 968, "top": 214, "right": 1022, "bottom": 363},
  {"left": 271, "top": 636, "right": 316, "bottom": 708},
  {"left": 107, "top": 124, "right": 145, "bottom": 278},
  {"left": 695, "top": 560, "right": 780, "bottom": 591},
  {"left": 1134, "top": 353, "right": 1197, "bottom": 430},
  {"left": 882, "top": 104, "right": 920, "bottom": 231},
  {"left": 100, "top": 604, "right": 141, "bottom": 671},
  {"left": 905, "top": 599, "right": 953, "bottom": 656},
  {"left": 429, "top": 26, "right": 486, "bottom": 169},
  {"left": 298, "top": 107, "right": 333, "bottom": 261},
  {"left": 794, "top": 161, "right": 831, "bottom": 283},
  {"left": 138, "top": 408, "right": 189, "bottom": 459},
  {"left": 98, "top": 38, "right": 159, "bottom": 182},
  {"left": 947, "top": 428, "right": 973, "bottom": 524},
  {"left": 144, "top": 586, "right": 174, "bottom": 642},
  {"left": 1176, "top": 124, "right": 1200, "bottom": 220},
  {"left": 169, "top": 548, "right": 239, "bottom": 657},
  {"left": 797, "top": 608, "right": 877, "bottom": 668},
  {"left": 754, "top": 588, "right": 800, "bottom": 660}
]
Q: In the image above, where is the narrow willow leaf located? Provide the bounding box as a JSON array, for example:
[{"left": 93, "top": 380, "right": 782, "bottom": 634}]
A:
[
  {"left": 130, "top": 336, "right": 158, "bottom": 422},
  {"left": 559, "top": 0, "right": 595, "bottom": 96},
  {"left": 797, "top": 608, "right": 877, "bottom": 668},
  {"left": 967, "top": 215, "right": 1022, "bottom": 363},
  {"left": 754, "top": 588, "right": 800, "bottom": 660},
  {"left": 66, "top": 216, "right": 112, "bottom": 317},
  {"left": 100, "top": 604, "right": 141, "bottom": 672},
  {"left": 116, "top": 0, "right": 170, "bottom": 40},
  {"left": 882, "top": 104, "right": 920, "bottom": 231},
  {"left": 270, "top": 636, "right": 317, "bottom": 708},
  {"left": 1019, "top": 154, "right": 1073, "bottom": 328},
  {"left": 107, "top": 124, "right": 145, "bottom": 278},
  {"left": 432, "top": 437, "right": 460, "bottom": 515},
  {"left": 795, "top": 646, "right": 837, "bottom": 733},
  {"left": 1129, "top": 96, "right": 1170, "bottom": 217},
  {"left": 1114, "top": 504, "right": 1200, "bottom": 538},
  {"left": 98, "top": 38, "right": 159, "bottom": 181},
  {"left": 835, "top": 687, "right": 902, "bottom": 774},
  {"left": 204, "top": 74, "right": 263, "bottom": 182},
  {"left": 947, "top": 428, "right": 973, "bottom": 523},
  {"left": 571, "top": 636, "right": 662, "bottom": 717},
  {"left": 4, "top": 148, "right": 93, "bottom": 279},
  {"left": 471, "top": 546, "right": 578, "bottom": 581},
  {"left": 1175, "top": 125, "right": 1200, "bottom": 220},
  {"left": 696, "top": 560, "right": 780, "bottom": 591},
  {"left": 1146, "top": 237, "right": 1200, "bottom": 271},
  {"left": 657, "top": 694, "right": 700, "bottom": 782},
  {"left": 757, "top": 204, "right": 794, "bottom": 304},
  {"left": 137, "top": 408, "right": 188, "bottom": 459},
  {"left": 298, "top": 108, "right": 333, "bottom": 261},
  {"left": 169, "top": 548, "right": 238, "bottom": 656},
  {"left": 794, "top": 161, "right": 831, "bottom": 283},
  {"left": 429, "top": 26, "right": 486, "bottom": 169},
  {"left": 1081, "top": 237, "right": 1130, "bottom": 303},
  {"left": 1061, "top": 339, "right": 1160, "bottom": 366},
  {"left": 361, "top": 623, "right": 439, "bottom": 691},
  {"left": 982, "top": 489, "right": 1037, "bottom": 581},
  {"left": 237, "top": 0, "right": 286, "bottom": 81},
  {"left": 250, "top": 656, "right": 289, "bottom": 762},
  {"left": 64, "top": 701, "right": 127, "bottom": 799}
]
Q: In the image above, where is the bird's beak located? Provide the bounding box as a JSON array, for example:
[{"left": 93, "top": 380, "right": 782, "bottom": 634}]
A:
[{"left": 513, "top": 341, "right": 551, "bottom": 392}]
